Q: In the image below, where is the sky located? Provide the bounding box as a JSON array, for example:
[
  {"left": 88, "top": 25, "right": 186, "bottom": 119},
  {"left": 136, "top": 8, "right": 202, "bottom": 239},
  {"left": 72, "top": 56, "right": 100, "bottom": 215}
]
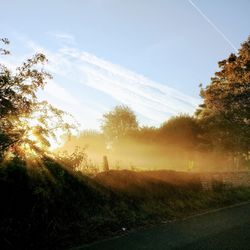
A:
[{"left": 1, "top": 0, "right": 249, "bottom": 129}]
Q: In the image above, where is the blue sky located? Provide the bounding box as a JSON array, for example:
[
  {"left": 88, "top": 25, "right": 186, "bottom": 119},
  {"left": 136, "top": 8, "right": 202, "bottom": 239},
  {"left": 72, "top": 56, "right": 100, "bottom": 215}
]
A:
[{"left": 1, "top": 0, "right": 249, "bottom": 129}]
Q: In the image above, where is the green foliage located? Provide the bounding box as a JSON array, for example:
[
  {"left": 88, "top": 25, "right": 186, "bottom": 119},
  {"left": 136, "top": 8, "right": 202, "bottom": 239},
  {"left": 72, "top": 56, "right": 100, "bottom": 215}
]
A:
[
  {"left": 130, "top": 126, "right": 159, "bottom": 143},
  {"left": 101, "top": 105, "right": 139, "bottom": 141},
  {"left": 1, "top": 161, "right": 250, "bottom": 249},
  {"left": 0, "top": 39, "right": 76, "bottom": 160},
  {"left": 57, "top": 147, "right": 99, "bottom": 174},
  {"left": 196, "top": 37, "right": 250, "bottom": 155},
  {"left": 0, "top": 158, "right": 109, "bottom": 249},
  {"left": 159, "top": 114, "right": 202, "bottom": 149},
  {"left": 57, "top": 147, "right": 87, "bottom": 169},
  {"left": 0, "top": 38, "right": 10, "bottom": 55}
]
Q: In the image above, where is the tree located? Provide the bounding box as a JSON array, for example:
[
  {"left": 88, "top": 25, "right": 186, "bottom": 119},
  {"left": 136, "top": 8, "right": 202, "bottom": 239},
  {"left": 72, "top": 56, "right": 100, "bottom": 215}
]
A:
[
  {"left": 159, "top": 114, "right": 201, "bottom": 149},
  {"left": 101, "top": 105, "right": 138, "bottom": 141},
  {"left": 196, "top": 36, "right": 250, "bottom": 158},
  {"left": 131, "top": 126, "right": 158, "bottom": 143},
  {"left": 0, "top": 38, "right": 76, "bottom": 160}
]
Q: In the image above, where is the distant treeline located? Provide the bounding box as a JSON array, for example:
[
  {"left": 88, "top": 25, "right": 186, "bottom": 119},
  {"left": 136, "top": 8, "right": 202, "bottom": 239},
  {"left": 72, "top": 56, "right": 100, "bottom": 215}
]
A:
[
  {"left": 62, "top": 37, "right": 250, "bottom": 171},
  {"left": 0, "top": 36, "right": 249, "bottom": 171}
]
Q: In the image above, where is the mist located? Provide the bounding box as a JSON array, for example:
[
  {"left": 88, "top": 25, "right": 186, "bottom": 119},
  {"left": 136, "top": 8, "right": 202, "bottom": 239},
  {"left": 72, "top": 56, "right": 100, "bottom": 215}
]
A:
[{"left": 60, "top": 128, "right": 233, "bottom": 173}]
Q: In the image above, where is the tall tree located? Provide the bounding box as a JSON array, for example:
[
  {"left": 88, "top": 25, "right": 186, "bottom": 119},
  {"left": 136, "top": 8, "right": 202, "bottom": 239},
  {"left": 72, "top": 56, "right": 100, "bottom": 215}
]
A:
[
  {"left": 159, "top": 114, "right": 201, "bottom": 149},
  {"left": 101, "top": 105, "right": 138, "bottom": 141},
  {"left": 0, "top": 39, "right": 76, "bottom": 160},
  {"left": 196, "top": 36, "right": 250, "bottom": 157}
]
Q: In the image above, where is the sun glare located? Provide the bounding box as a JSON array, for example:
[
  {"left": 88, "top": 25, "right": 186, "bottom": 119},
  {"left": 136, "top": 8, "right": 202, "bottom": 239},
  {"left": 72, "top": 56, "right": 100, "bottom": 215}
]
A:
[
  {"left": 18, "top": 115, "right": 65, "bottom": 157},
  {"left": 48, "top": 134, "right": 64, "bottom": 150}
]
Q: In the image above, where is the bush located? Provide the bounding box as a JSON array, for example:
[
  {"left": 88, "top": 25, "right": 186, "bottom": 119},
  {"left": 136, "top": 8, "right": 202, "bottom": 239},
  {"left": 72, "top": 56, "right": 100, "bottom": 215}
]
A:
[{"left": 1, "top": 160, "right": 250, "bottom": 249}]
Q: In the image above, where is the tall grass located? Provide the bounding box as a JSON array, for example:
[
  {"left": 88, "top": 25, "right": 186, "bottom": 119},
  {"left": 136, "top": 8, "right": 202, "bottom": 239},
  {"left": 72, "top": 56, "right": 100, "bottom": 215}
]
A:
[{"left": 1, "top": 158, "right": 250, "bottom": 249}]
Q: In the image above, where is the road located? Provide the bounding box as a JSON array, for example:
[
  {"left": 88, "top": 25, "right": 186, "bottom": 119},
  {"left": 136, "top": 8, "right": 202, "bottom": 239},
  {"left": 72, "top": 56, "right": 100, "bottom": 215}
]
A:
[{"left": 75, "top": 202, "right": 250, "bottom": 250}]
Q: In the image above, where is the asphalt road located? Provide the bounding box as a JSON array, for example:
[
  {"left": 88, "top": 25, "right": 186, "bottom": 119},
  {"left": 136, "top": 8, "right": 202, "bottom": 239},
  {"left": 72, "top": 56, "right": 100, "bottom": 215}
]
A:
[{"left": 76, "top": 202, "right": 250, "bottom": 250}]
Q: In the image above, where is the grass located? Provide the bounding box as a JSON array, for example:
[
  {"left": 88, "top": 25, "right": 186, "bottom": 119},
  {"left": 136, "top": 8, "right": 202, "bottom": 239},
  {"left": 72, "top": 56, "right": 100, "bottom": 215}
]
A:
[{"left": 1, "top": 158, "right": 250, "bottom": 250}]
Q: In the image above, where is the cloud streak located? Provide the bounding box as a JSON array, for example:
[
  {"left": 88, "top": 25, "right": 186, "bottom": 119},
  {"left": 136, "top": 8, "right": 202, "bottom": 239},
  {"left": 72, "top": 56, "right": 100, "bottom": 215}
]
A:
[
  {"left": 188, "top": 0, "right": 237, "bottom": 52},
  {"left": 5, "top": 34, "right": 200, "bottom": 128},
  {"left": 59, "top": 46, "right": 200, "bottom": 124}
]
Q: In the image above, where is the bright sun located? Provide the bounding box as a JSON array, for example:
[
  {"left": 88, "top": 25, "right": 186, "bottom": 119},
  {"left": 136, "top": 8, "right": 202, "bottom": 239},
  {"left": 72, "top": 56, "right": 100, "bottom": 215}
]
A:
[{"left": 21, "top": 116, "right": 65, "bottom": 155}]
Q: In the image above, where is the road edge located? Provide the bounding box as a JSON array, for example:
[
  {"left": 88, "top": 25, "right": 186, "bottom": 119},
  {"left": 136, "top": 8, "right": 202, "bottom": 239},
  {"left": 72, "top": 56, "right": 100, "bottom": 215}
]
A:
[{"left": 71, "top": 200, "right": 250, "bottom": 250}]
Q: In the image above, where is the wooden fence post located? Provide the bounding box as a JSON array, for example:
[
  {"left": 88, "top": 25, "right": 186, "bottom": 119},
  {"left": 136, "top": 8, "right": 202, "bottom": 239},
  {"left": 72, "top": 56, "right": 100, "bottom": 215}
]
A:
[{"left": 103, "top": 155, "right": 109, "bottom": 172}]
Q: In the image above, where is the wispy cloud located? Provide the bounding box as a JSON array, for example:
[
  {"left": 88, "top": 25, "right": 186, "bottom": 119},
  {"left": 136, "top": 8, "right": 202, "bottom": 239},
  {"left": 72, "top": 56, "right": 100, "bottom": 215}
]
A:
[
  {"left": 4, "top": 34, "right": 200, "bottom": 128},
  {"left": 58, "top": 46, "right": 200, "bottom": 124},
  {"left": 49, "top": 32, "right": 76, "bottom": 46}
]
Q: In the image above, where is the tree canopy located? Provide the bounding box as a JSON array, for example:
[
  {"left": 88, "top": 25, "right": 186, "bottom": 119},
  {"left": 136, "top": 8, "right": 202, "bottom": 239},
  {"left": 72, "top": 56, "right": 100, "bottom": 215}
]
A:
[
  {"left": 101, "top": 105, "right": 139, "bottom": 141},
  {"left": 0, "top": 38, "right": 76, "bottom": 160},
  {"left": 196, "top": 37, "right": 250, "bottom": 154},
  {"left": 159, "top": 115, "right": 202, "bottom": 149}
]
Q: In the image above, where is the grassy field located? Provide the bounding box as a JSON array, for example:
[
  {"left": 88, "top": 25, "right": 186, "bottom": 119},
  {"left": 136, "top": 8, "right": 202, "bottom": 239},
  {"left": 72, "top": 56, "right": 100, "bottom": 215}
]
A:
[{"left": 1, "top": 158, "right": 250, "bottom": 250}]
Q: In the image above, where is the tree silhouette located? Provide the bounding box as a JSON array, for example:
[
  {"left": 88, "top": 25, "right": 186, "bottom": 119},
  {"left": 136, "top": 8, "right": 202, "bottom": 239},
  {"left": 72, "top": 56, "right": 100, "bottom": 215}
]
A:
[
  {"left": 0, "top": 39, "right": 77, "bottom": 160},
  {"left": 101, "top": 105, "right": 138, "bottom": 141},
  {"left": 159, "top": 115, "right": 201, "bottom": 149}
]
